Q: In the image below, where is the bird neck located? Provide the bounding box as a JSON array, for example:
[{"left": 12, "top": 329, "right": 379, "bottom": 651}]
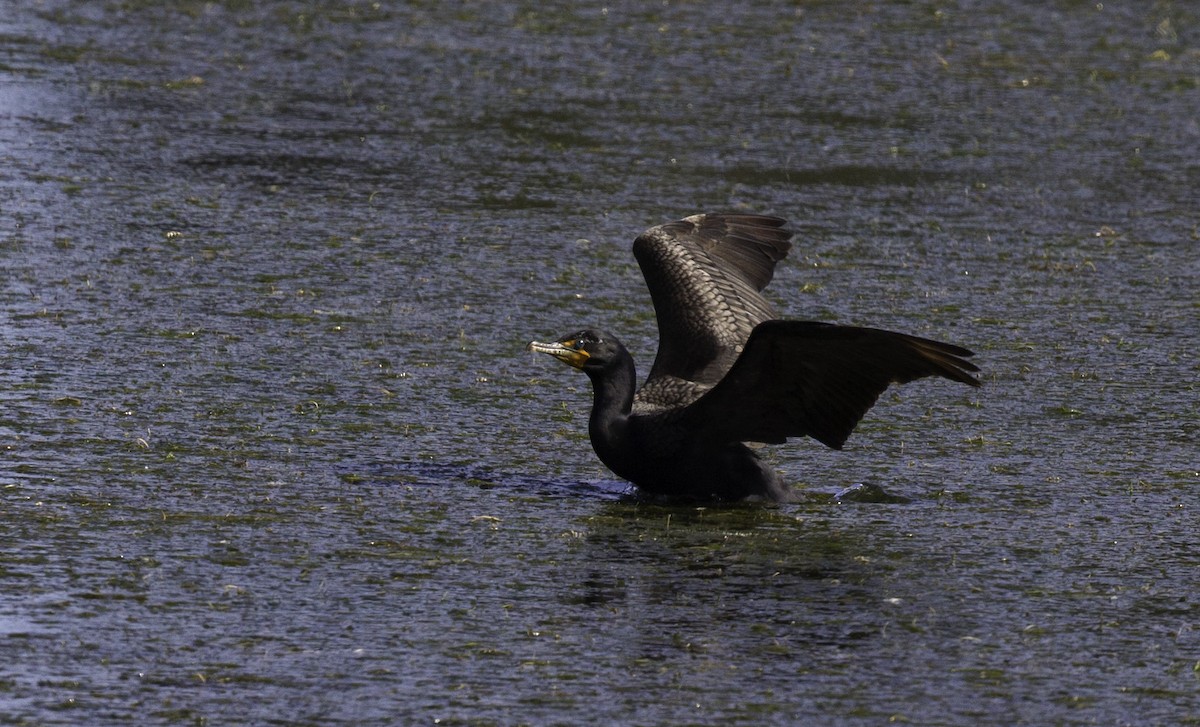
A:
[{"left": 585, "top": 352, "right": 637, "bottom": 476}]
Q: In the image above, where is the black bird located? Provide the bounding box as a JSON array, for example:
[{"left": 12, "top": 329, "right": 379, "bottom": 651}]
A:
[{"left": 527, "top": 213, "right": 980, "bottom": 502}]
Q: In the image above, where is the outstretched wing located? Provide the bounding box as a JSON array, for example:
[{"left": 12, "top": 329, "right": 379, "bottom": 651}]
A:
[
  {"left": 677, "top": 320, "right": 981, "bottom": 449},
  {"left": 632, "top": 213, "right": 793, "bottom": 409}
]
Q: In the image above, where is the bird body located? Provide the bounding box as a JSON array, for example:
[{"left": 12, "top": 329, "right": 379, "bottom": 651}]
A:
[{"left": 528, "top": 214, "right": 980, "bottom": 502}]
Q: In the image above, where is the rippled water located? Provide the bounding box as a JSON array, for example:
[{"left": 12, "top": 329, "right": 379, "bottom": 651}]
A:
[{"left": 2, "top": 2, "right": 1198, "bottom": 724}]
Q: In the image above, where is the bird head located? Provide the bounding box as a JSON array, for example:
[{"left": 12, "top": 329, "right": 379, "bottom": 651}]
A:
[{"left": 526, "top": 330, "right": 620, "bottom": 373}]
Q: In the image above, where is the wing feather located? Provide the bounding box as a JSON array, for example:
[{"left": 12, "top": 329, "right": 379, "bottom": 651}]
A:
[
  {"left": 678, "top": 320, "right": 981, "bottom": 449},
  {"left": 632, "top": 213, "right": 792, "bottom": 409}
]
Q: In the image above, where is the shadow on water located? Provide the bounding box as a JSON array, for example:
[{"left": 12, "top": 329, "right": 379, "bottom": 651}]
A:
[
  {"left": 370, "top": 460, "right": 916, "bottom": 636},
  {"left": 356, "top": 459, "right": 633, "bottom": 500},
  {"left": 339, "top": 459, "right": 916, "bottom": 722},
  {"left": 369, "top": 459, "right": 916, "bottom": 505},
  {"left": 550, "top": 498, "right": 902, "bottom": 686}
]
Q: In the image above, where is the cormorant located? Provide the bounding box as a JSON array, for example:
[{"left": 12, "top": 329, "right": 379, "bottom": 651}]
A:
[{"left": 527, "top": 213, "right": 980, "bottom": 502}]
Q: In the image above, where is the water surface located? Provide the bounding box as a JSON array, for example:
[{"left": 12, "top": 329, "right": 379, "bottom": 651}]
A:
[{"left": 2, "top": 2, "right": 1197, "bottom": 724}]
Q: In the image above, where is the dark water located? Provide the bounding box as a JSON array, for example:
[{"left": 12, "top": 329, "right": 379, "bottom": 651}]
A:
[{"left": 2, "top": 1, "right": 1197, "bottom": 724}]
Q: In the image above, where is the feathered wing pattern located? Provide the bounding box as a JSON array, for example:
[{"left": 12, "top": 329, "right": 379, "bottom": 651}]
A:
[
  {"left": 632, "top": 214, "right": 792, "bottom": 409},
  {"left": 678, "top": 320, "right": 981, "bottom": 449}
]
